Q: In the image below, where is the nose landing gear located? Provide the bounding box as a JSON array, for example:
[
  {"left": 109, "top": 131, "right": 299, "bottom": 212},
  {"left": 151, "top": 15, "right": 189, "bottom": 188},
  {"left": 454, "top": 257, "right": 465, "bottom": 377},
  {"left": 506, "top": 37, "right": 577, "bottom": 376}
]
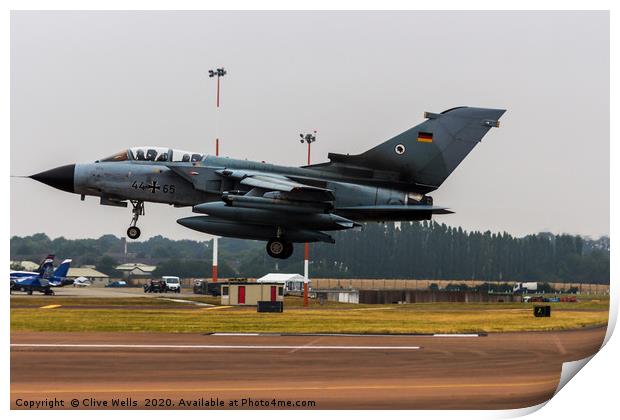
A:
[{"left": 127, "top": 200, "right": 144, "bottom": 240}]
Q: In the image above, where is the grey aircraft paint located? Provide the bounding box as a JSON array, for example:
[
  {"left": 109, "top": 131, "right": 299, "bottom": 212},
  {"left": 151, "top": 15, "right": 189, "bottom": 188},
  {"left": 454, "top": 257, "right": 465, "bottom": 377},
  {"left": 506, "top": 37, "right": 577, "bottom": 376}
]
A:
[{"left": 30, "top": 106, "right": 505, "bottom": 259}]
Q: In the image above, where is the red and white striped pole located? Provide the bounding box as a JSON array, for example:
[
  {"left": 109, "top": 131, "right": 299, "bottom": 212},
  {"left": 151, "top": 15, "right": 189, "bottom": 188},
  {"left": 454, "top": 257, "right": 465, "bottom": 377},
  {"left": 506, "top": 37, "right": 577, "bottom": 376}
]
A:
[
  {"left": 213, "top": 72, "right": 221, "bottom": 283},
  {"left": 303, "top": 141, "right": 310, "bottom": 307},
  {"left": 300, "top": 130, "right": 316, "bottom": 308}
]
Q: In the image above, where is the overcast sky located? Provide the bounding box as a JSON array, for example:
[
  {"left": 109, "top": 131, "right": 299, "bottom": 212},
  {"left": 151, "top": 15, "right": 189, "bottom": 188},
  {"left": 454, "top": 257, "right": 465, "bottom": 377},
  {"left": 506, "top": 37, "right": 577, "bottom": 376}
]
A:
[{"left": 10, "top": 11, "right": 609, "bottom": 241}]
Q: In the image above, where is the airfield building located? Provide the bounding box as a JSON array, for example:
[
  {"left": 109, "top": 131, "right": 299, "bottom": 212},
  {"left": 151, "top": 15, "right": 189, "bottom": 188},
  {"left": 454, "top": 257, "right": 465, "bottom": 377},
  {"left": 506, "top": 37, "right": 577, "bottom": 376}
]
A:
[
  {"left": 222, "top": 282, "right": 284, "bottom": 306},
  {"left": 115, "top": 263, "right": 157, "bottom": 279},
  {"left": 66, "top": 266, "right": 109, "bottom": 285}
]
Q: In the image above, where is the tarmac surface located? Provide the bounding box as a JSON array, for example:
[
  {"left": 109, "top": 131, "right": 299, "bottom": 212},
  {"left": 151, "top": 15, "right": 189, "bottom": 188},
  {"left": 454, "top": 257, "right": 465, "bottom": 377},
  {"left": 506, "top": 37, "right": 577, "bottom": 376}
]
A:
[
  {"left": 10, "top": 326, "right": 606, "bottom": 409},
  {"left": 11, "top": 286, "right": 182, "bottom": 298}
]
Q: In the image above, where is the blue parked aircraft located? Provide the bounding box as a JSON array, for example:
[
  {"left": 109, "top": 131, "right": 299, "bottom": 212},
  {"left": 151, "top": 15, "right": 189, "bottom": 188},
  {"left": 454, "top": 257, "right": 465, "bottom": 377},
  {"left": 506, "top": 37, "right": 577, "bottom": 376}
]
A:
[{"left": 10, "top": 258, "right": 73, "bottom": 295}]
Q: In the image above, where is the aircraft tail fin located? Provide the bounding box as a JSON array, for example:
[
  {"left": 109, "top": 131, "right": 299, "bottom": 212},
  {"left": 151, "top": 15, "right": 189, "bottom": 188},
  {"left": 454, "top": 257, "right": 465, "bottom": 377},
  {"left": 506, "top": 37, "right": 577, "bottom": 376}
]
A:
[
  {"left": 324, "top": 106, "right": 505, "bottom": 192},
  {"left": 53, "top": 259, "right": 72, "bottom": 278},
  {"left": 37, "top": 254, "right": 55, "bottom": 276}
]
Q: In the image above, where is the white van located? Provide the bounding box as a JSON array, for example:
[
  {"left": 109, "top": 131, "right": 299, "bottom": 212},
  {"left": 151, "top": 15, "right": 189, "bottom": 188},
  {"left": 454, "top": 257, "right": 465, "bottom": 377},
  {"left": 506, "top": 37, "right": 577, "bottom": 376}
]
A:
[{"left": 162, "top": 276, "right": 181, "bottom": 293}]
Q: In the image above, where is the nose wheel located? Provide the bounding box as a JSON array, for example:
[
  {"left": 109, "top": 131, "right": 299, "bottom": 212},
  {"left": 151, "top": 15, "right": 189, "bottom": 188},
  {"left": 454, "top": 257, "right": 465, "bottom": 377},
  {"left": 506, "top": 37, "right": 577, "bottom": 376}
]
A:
[
  {"left": 127, "top": 226, "right": 141, "bottom": 240},
  {"left": 127, "top": 200, "right": 144, "bottom": 240}
]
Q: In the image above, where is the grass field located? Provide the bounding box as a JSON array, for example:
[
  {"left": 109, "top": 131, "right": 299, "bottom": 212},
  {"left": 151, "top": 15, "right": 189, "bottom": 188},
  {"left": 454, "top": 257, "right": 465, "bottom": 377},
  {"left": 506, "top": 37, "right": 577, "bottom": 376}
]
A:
[{"left": 10, "top": 295, "right": 609, "bottom": 334}]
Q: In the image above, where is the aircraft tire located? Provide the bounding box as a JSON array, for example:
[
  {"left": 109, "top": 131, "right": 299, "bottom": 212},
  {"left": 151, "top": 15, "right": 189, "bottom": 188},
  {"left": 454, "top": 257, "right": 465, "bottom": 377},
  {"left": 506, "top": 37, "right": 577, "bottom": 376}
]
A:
[
  {"left": 266, "top": 239, "right": 287, "bottom": 259},
  {"left": 127, "top": 226, "right": 141, "bottom": 240}
]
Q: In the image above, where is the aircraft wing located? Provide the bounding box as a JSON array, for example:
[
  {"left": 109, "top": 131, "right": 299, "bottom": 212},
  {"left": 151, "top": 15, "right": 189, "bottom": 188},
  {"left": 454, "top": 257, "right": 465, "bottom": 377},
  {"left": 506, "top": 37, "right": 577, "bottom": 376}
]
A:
[
  {"left": 166, "top": 165, "right": 335, "bottom": 201},
  {"left": 217, "top": 169, "right": 335, "bottom": 202},
  {"left": 185, "top": 171, "right": 347, "bottom": 244},
  {"left": 241, "top": 174, "right": 320, "bottom": 192}
]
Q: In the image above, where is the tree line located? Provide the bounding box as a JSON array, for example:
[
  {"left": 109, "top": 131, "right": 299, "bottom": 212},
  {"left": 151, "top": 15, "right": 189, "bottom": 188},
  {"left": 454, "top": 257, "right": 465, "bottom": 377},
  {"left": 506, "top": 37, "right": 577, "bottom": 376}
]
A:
[
  {"left": 10, "top": 222, "right": 609, "bottom": 284},
  {"left": 237, "top": 222, "right": 609, "bottom": 283}
]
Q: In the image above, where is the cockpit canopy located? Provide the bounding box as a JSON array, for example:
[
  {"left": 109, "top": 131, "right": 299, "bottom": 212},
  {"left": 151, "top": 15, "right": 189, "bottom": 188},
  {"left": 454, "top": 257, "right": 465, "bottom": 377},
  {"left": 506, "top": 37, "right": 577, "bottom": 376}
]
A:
[{"left": 99, "top": 147, "right": 205, "bottom": 163}]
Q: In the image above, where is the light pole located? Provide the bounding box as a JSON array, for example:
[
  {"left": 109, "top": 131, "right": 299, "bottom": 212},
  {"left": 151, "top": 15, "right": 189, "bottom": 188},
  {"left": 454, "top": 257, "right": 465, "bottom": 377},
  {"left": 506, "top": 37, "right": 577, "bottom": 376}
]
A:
[
  {"left": 209, "top": 67, "right": 226, "bottom": 282},
  {"left": 299, "top": 131, "right": 317, "bottom": 307}
]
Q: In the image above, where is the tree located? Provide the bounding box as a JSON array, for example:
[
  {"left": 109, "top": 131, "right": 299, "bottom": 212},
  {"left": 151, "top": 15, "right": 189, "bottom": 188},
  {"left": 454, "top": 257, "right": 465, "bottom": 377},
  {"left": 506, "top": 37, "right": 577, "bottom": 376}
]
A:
[{"left": 96, "top": 256, "right": 120, "bottom": 277}]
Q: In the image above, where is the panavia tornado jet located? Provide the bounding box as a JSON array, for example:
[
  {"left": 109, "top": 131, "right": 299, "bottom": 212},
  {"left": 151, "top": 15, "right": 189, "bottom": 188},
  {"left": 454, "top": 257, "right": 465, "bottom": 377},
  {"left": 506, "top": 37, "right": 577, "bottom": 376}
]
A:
[{"left": 29, "top": 106, "right": 505, "bottom": 259}]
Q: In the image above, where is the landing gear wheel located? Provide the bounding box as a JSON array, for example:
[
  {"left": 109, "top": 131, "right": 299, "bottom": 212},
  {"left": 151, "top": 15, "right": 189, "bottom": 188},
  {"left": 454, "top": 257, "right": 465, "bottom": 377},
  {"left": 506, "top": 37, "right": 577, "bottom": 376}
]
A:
[
  {"left": 266, "top": 239, "right": 294, "bottom": 259},
  {"left": 267, "top": 239, "right": 285, "bottom": 259},
  {"left": 127, "top": 226, "right": 141, "bottom": 239},
  {"left": 127, "top": 200, "right": 144, "bottom": 240}
]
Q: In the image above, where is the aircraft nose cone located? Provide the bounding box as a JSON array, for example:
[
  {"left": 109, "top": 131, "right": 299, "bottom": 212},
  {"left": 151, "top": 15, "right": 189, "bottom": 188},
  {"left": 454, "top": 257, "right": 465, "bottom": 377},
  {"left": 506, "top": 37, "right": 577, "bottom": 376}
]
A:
[{"left": 30, "top": 164, "right": 76, "bottom": 193}]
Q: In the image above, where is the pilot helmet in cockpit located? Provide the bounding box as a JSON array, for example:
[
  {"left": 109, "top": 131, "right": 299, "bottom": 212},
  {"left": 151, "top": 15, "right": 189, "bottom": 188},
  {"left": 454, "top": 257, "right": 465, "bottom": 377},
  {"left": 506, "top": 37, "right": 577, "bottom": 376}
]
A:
[
  {"left": 135, "top": 149, "right": 145, "bottom": 160},
  {"left": 146, "top": 149, "right": 158, "bottom": 161}
]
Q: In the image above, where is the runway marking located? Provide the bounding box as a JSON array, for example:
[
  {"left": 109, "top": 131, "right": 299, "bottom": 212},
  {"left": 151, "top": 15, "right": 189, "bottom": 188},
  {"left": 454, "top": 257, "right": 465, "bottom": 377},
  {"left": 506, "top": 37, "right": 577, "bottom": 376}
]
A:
[
  {"left": 553, "top": 335, "right": 568, "bottom": 355},
  {"left": 11, "top": 343, "right": 421, "bottom": 351},
  {"left": 202, "top": 306, "right": 232, "bottom": 311},
  {"left": 350, "top": 307, "right": 395, "bottom": 311},
  {"left": 39, "top": 305, "right": 62, "bottom": 309},
  {"left": 157, "top": 298, "right": 213, "bottom": 307},
  {"left": 433, "top": 334, "right": 481, "bottom": 337},
  {"left": 289, "top": 337, "right": 323, "bottom": 354},
  {"left": 11, "top": 378, "right": 559, "bottom": 394},
  {"left": 210, "top": 332, "right": 484, "bottom": 337}
]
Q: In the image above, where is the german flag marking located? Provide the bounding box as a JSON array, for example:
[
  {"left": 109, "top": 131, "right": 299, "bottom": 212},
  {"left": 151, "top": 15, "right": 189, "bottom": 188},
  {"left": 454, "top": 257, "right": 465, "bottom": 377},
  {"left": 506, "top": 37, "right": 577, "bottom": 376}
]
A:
[{"left": 417, "top": 132, "right": 433, "bottom": 143}]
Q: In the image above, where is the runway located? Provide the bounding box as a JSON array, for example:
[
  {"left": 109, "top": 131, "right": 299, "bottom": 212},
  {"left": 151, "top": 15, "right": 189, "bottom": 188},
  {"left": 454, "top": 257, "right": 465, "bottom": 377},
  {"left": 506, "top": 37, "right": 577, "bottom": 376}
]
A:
[{"left": 11, "top": 326, "right": 605, "bottom": 409}]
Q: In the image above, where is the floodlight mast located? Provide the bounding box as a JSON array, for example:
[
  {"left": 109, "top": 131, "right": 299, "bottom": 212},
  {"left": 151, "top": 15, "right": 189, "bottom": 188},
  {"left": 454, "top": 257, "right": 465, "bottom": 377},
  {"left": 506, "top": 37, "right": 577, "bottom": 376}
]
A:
[
  {"left": 208, "top": 67, "right": 227, "bottom": 282},
  {"left": 299, "top": 130, "right": 317, "bottom": 307}
]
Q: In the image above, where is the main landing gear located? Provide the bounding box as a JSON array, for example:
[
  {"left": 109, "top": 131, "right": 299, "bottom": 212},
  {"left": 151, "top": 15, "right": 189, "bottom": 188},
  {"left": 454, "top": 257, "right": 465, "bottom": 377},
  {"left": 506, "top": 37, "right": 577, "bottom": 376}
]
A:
[
  {"left": 266, "top": 238, "right": 294, "bottom": 259},
  {"left": 127, "top": 200, "right": 144, "bottom": 240}
]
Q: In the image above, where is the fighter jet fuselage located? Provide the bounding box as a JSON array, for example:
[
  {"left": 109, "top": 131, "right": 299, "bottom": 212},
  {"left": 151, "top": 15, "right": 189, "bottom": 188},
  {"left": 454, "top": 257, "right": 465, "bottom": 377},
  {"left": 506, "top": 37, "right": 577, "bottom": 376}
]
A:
[{"left": 30, "top": 106, "right": 505, "bottom": 259}]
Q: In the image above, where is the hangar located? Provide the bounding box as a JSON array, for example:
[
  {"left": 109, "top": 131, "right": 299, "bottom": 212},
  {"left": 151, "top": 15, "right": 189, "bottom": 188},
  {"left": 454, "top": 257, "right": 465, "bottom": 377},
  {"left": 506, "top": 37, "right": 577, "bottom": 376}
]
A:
[
  {"left": 66, "top": 266, "right": 109, "bottom": 284},
  {"left": 115, "top": 263, "right": 157, "bottom": 279}
]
